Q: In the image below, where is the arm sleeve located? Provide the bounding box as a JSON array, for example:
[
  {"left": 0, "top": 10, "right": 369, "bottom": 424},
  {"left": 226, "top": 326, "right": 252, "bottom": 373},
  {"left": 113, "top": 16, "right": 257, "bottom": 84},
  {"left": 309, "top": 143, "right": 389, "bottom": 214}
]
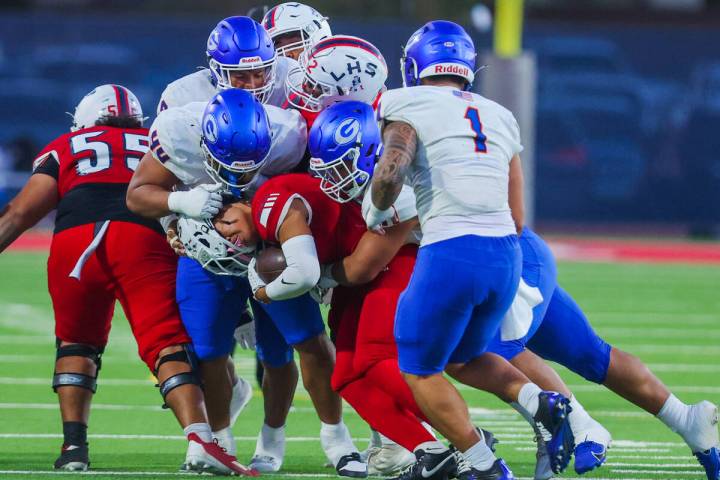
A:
[{"left": 264, "top": 234, "right": 321, "bottom": 301}]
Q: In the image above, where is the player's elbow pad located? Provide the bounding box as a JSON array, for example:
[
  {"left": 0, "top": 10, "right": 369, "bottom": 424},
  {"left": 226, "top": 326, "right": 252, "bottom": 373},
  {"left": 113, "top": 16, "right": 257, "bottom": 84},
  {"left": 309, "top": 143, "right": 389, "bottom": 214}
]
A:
[{"left": 265, "top": 235, "right": 320, "bottom": 301}]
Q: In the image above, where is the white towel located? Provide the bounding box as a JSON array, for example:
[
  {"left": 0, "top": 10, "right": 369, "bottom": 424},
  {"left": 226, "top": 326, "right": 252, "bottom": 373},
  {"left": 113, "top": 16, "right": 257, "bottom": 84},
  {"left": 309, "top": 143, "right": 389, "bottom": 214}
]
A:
[
  {"left": 69, "top": 220, "right": 110, "bottom": 280},
  {"left": 500, "top": 278, "right": 544, "bottom": 341}
]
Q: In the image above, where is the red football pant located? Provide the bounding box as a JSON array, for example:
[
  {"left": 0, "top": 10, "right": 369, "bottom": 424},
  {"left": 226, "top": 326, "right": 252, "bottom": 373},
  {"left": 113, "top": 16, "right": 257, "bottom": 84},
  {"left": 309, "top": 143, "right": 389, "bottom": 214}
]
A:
[
  {"left": 329, "top": 244, "right": 433, "bottom": 451},
  {"left": 48, "top": 221, "right": 190, "bottom": 370}
]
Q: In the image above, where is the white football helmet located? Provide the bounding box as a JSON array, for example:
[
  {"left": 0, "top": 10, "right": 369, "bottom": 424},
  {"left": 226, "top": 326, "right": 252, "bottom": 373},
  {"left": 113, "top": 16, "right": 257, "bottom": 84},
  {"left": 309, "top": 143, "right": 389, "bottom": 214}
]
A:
[
  {"left": 285, "top": 35, "right": 388, "bottom": 112},
  {"left": 261, "top": 3, "right": 331, "bottom": 58},
  {"left": 177, "top": 216, "right": 255, "bottom": 276},
  {"left": 71, "top": 84, "right": 143, "bottom": 131}
]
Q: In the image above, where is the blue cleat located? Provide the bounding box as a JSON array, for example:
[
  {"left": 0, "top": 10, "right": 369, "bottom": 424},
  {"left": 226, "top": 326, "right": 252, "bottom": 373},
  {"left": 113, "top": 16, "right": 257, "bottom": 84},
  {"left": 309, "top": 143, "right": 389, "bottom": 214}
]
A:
[
  {"left": 533, "top": 392, "right": 575, "bottom": 474},
  {"left": 574, "top": 441, "right": 607, "bottom": 474},
  {"left": 695, "top": 447, "right": 720, "bottom": 480}
]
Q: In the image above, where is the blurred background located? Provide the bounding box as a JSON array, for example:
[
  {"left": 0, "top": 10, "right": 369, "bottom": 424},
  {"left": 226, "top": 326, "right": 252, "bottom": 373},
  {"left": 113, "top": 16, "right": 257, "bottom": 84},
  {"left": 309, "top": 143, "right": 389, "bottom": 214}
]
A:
[{"left": 0, "top": 0, "right": 719, "bottom": 237}]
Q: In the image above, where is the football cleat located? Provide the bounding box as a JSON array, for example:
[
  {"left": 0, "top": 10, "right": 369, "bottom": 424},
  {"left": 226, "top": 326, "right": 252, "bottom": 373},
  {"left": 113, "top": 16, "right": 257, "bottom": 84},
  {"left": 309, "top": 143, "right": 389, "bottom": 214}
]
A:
[
  {"left": 54, "top": 443, "right": 89, "bottom": 471},
  {"left": 367, "top": 442, "right": 416, "bottom": 476},
  {"left": 392, "top": 448, "right": 456, "bottom": 480},
  {"left": 534, "top": 392, "right": 575, "bottom": 474},
  {"left": 695, "top": 447, "right": 720, "bottom": 480},
  {"left": 229, "top": 377, "right": 253, "bottom": 427},
  {"left": 479, "top": 428, "right": 498, "bottom": 453},
  {"left": 184, "top": 432, "right": 258, "bottom": 476},
  {"left": 533, "top": 435, "right": 553, "bottom": 480},
  {"left": 454, "top": 450, "right": 515, "bottom": 480},
  {"left": 574, "top": 440, "right": 607, "bottom": 475},
  {"left": 336, "top": 452, "right": 368, "bottom": 478}
]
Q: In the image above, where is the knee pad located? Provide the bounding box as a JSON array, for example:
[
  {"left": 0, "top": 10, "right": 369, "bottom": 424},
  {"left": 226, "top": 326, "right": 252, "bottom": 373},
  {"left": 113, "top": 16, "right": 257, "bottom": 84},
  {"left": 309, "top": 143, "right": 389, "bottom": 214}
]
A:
[
  {"left": 52, "top": 341, "right": 103, "bottom": 393},
  {"left": 154, "top": 344, "right": 203, "bottom": 408}
]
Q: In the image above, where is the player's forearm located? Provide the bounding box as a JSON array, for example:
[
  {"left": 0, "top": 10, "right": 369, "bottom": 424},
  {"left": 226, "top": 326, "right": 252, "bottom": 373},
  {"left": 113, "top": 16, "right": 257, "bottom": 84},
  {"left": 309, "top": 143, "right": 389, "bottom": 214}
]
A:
[
  {"left": 371, "top": 122, "right": 417, "bottom": 210},
  {"left": 126, "top": 184, "right": 172, "bottom": 219},
  {"left": 508, "top": 154, "right": 525, "bottom": 234},
  {"left": 0, "top": 207, "right": 24, "bottom": 253}
]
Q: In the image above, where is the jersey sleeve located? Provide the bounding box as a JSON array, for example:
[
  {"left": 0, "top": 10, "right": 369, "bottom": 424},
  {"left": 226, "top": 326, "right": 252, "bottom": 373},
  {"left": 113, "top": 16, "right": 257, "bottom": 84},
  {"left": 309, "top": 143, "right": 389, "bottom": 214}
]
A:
[
  {"left": 252, "top": 182, "right": 312, "bottom": 243},
  {"left": 260, "top": 106, "right": 308, "bottom": 177},
  {"left": 376, "top": 89, "right": 421, "bottom": 132},
  {"left": 148, "top": 106, "right": 206, "bottom": 185},
  {"left": 31, "top": 137, "right": 65, "bottom": 179}
]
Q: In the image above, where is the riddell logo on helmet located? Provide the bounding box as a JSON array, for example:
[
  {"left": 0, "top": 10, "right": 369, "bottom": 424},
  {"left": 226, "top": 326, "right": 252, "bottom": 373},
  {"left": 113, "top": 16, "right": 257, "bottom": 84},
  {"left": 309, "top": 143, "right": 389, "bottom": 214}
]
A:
[
  {"left": 241, "top": 56, "right": 262, "bottom": 64},
  {"left": 434, "top": 64, "right": 469, "bottom": 76}
]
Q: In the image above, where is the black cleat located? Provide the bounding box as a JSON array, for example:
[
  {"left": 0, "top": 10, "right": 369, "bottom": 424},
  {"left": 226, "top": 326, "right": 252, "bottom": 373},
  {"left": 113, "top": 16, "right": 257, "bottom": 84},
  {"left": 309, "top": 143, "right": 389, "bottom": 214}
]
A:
[
  {"left": 336, "top": 452, "right": 368, "bottom": 478},
  {"left": 478, "top": 428, "right": 498, "bottom": 453},
  {"left": 533, "top": 391, "right": 575, "bottom": 474},
  {"left": 392, "top": 448, "right": 456, "bottom": 480},
  {"left": 54, "top": 443, "right": 89, "bottom": 471}
]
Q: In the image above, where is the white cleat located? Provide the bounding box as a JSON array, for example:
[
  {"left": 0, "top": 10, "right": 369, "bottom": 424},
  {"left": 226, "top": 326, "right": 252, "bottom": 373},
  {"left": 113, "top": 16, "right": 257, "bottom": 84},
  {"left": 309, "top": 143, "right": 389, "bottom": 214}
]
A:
[
  {"left": 367, "top": 442, "right": 416, "bottom": 476},
  {"left": 230, "top": 377, "right": 253, "bottom": 427}
]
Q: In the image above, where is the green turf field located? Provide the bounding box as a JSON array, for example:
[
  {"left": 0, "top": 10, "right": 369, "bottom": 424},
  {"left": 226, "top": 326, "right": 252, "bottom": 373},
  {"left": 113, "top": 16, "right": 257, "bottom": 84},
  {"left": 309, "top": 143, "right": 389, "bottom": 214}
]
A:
[{"left": 0, "top": 251, "right": 718, "bottom": 479}]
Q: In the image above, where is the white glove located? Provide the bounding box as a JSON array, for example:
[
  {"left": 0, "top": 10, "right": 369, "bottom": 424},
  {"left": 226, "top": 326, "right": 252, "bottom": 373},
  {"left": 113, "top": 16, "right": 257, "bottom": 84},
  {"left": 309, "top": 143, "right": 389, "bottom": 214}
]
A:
[
  {"left": 234, "top": 321, "right": 256, "bottom": 350},
  {"left": 247, "top": 257, "right": 266, "bottom": 296},
  {"left": 363, "top": 201, "right": 394, "bottom": 233},
  {"left": 167, "top": 183, "right": 223, "bottom": 219}
]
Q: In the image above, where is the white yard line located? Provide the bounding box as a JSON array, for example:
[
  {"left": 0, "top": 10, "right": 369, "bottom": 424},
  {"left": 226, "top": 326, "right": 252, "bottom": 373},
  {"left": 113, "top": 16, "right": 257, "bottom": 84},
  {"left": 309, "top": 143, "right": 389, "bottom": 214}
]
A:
[
  {"left": 0, "top": 403, "right": 163, "bottom": 411},
  {"left": 611, "top": 468, "right": 704, "bottom": 476}
]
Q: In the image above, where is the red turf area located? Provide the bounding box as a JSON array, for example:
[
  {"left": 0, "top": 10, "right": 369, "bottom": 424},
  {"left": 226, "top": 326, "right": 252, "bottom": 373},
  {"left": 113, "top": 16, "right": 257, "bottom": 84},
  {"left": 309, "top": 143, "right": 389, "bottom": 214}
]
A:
[{"left": 9, "top": 229, "right": 720, "bottom": 264}]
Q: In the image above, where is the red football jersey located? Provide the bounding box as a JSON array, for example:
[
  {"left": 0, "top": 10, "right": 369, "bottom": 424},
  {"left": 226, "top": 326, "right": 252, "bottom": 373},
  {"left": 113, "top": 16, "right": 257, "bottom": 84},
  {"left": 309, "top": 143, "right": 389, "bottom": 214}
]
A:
[
  {"left": 33, "top": 125, "right": 148, "bottom": 197},
  {"left": 32, "top": 126, "right": 157, "bottom": 233},
  {"left": 251, "top": 173, "right": 366, "bottom": 263}
]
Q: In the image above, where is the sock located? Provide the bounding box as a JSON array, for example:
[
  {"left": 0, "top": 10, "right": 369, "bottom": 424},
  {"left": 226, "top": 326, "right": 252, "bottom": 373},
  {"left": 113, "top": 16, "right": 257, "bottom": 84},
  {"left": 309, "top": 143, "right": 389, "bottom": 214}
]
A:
[
  {"left": 568, "top": 395, "right": 593, "bottom": 439},
  {"left": 657, "top": 394, "right": 691, "bottom": 435},
  {"left": 62, "top": 421, "right": 87, "bottom": 447},
  {"left": 260, "top": 423, "right": 285, "bottom": 444},
  {"left": 518, "top": 383, "right": 542, "bottom": 417},
  {"left": 414, "top": 440, "right": 447, "bottom": 454},
  {"left": 184, "top": 423, "right": 212, "bottom": 443},
  {"left": 213, "top": 426, "right": 236, "bottom": 456},
  {"left": 340, "top": 378, "right": 435, "bottom": 454},
  {"left": 462, "top": 439, "right": 496, "bottom": 471},
  {"left": 321, "top": 420, "right": 356, "bottom": 466}
]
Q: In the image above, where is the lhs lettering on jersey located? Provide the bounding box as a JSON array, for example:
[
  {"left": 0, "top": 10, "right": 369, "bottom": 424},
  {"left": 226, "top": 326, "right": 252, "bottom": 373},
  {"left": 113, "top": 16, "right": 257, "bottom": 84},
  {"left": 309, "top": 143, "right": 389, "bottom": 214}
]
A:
[{"left": 260, "top": 193, "right": 280, "bottom": 228}]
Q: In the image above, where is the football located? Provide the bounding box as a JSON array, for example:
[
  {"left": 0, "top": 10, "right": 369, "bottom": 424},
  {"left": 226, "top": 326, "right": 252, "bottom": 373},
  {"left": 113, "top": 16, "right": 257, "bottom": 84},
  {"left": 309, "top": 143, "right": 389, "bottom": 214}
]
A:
[{"left": 255, "top": 246, "right": 287, "bottom": 283}]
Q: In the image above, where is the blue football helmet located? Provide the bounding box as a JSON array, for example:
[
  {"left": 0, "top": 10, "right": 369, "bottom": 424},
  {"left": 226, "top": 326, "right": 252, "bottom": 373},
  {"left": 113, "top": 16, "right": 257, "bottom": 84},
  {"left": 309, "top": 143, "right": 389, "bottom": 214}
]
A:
[
  {"left": 308, "top": 101, "right": 381, "bottom": 203},
  {"left": 401, "top": 20, "right": 476, "bottom": 90},
  {"left": 201, "top": 89, "right": 272, "bottom": 196},
  {"left": 207, "top": 16, "right": 277, "bottom": 103}
]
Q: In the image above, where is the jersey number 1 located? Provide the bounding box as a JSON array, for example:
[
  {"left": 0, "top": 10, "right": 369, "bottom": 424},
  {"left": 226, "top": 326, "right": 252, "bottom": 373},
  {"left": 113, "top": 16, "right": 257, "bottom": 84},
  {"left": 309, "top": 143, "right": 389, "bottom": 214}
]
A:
[{"left": 464, "top": 107, "right": 488, "bottom": 153}]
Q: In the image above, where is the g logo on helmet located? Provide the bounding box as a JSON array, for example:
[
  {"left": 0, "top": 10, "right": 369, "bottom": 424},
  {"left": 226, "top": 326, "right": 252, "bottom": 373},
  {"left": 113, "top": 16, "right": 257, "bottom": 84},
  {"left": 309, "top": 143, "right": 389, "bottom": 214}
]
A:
[
  {"left": 334, "top": 118, "right": 360, "bottom": 145},
  {"left": 204, "top": 116, "right": 219, "bottom": 144}
]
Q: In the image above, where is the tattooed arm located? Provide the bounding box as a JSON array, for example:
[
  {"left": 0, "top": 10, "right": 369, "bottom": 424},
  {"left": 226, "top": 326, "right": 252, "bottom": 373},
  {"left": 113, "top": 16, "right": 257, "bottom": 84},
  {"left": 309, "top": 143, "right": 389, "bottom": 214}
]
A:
[{"left": 366, "top": 121, "right": 418, "bottom": 229}]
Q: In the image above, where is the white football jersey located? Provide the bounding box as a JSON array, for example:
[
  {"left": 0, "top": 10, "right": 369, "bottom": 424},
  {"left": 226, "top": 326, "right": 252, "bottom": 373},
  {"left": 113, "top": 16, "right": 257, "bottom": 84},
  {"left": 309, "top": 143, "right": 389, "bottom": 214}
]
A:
[
  {"left": 157, "top": 56, "right": 299, "bottom": 114},
  {"left": 149, "top": 101, "right": 307, "bottom": 193},
  {"left": 361, "top": 184, "right": 422, "bottom": 245},
  {"left": 378, "top": 85, "right": 523, "bottom": 245}
]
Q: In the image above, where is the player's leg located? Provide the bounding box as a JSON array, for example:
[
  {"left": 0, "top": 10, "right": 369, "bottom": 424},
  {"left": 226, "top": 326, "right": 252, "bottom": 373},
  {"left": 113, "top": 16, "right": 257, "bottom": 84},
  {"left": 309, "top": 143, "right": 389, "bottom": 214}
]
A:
[
  {"left": 47, "top": 224, "right": 115, "bottom": 471},
  {"left": 251, "top": 298, "right": 298, "bottom": 473},
  {"left": 109, "top": 223, "right": 255, "bottom": 476},
  {"left": 395, "top": 235, "right": 520, "bottom": 480},
  {"left": 262, "top": 292, "right": 364, "bottom": 476},
  {"left": 530, "top": 285, "right": 719, "bottom": 479}
]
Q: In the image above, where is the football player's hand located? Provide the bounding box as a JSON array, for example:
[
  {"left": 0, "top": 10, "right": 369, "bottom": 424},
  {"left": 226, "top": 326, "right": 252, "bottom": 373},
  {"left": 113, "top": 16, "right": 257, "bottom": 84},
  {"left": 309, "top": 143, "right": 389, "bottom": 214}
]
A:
[
  {"left": 167, "top": 183, "right": 223, "bottom": 219},
  {"left": 318, "top": 264, "right": 339, "bottom": 289},
  {"left": 165, "top": 219, "right": 186, "bottom": 256},
  {"left": 234, "top": 321, "right": 256, "bottom": 350},
  {"left": 363, "top": 202, "right": 394, "bottom": 235},
  {"left": 247, "top": 258, "right": 269, "bottom": 303}
]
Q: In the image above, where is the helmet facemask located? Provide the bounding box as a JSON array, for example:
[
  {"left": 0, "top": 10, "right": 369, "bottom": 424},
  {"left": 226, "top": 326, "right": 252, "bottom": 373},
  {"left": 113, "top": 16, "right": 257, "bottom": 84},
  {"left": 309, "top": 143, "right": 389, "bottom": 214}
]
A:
[
  {"left": 201, "top": 140, "right": 264, "bottom": 193},
  {"left": 178, "top": 217, "right": 255, "bottom": 276},
  {"left": 285, "top": 60, "right": 338, "bottom": 112},
  {"left": 310, "top": 132, "right": 372, "bottom": 203},
  {"left": 208, "top": 56, "right": 277, "bottom": 104}
]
